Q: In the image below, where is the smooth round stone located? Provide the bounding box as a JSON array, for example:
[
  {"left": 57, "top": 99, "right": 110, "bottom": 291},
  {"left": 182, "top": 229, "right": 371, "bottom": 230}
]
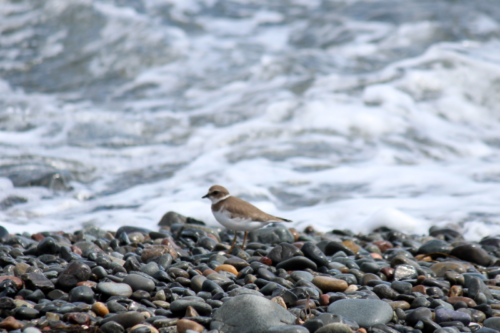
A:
[
  {"left": 14, "top": 307, "right": 39, "bottom": 320},
  {"left": 316, "top": 323, "right": 353, "bottom": 333},
  {"left": 418, "top": 239, "right": 452, "bottom": 255},
  {"left": 388, "top": 301, "right": 410, "bottom": 310},
  {"left": 406, "top": 307, "right": 432, "bottom": 326},
  {"left": 361, "top": 273, "right": 381, "bottom": 285},
  {"left": 177, "top": 319, "right": 204, "bottom": 333},
  {"left": 141, "top": 262, "right": 160, "bottom": 276},
  {"left": 484, "top": 317, "right": 500, "bottom": 331},
  {"left": 447, "top": 296, "right": 477, "bottom": 307},
  {"left": 412, "top": 297, "right": 431, "bottom": 308},
  {"left": 101, "top": 312, "right": 145, "bottom": 329},
  {"left": 301, "top": 242, "right": 329, "bottom": 267},
  {"left": 56, "top": 261, "right": 91, "bottom": 291},
  {"left": 211, "top": 294, "right": 296, "bottom": 333},
  {"left": 476, "top": 328, "right": 500, "bottom": 333},
  {"left": 92, "top": 302, "right": 110, "bottom": 316},
  {"left": 37, "top": 237, "right": 60, "bottom": 254},
  {"left": 391, "top": 281, "right": 412, "bottom": 295},
  {"left": 430, "top": 262, "right": 466, "bottom": 277},
  {"left": 0, "top": 225, "right": 9, "bottom": 243},
  {"left": 435, "top": 308, "right": 471, "bottom": 325},
  {"left": 290, "top": 271, "right": 314, "bottom": 282},
  {"left": 276, "top": 257, "right": 317, "bottom": 271},
  {"left": 264, "top": 325, "right": 310, "bottom": 333},
  {"left": 327, "top": 299, "right": 393, "bottom": 327},
  {"left": 97, "top": 282, "right": 133, "bottom": 297},
  {"left": 215, "top": 265, "right": 238, "bottom": 275},
  {"left": 450, "top": 244, "right": 491, "bottom": 266},
  {"left": 123, "top": 274, "right": 155, "bottom": 292},
  {"left": 373, "top": 284, "right": 397, "bottom": 299},
  {"left": 170, "top": 300, "right": 212, "bottom": 316},
  {"left": 313, "top": 276, "right": 348, "bottom": 292},
  {"left": 268, "top": 243, "right": 301, "bottom": 264},
  {"left": 68, "top": 285, "right": 94, "bottom": 304},
  {"left": 190, "top": 275, "right": 207, "bottom": 293},
  {"left": 325, "top": 242, "right": 355, "bottom": 256},
  {"left": 23, "top": 328, "right": 42, "bottom": 333},
  {"left": 393, "top": 264, "right": 417, "bottom": 281},
  {"left": 101, "top": 321, "right": 125, "bottom": 333}
]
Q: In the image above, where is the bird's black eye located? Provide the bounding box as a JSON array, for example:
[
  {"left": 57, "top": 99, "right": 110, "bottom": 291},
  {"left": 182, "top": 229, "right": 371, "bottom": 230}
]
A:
[{"left": 212, "top": 191, "right": 219, "bottom": 195}]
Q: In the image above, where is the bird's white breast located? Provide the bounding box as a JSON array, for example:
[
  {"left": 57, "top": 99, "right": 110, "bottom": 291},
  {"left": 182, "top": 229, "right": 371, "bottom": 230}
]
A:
[{"left": 213, "top": 209, "right": 269, "bottom": 231}]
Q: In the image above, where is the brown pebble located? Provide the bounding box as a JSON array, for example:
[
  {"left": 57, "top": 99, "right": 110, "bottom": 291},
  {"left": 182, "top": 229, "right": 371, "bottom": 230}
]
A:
[
  {"left": 185, "top": 306, "right": 199, "bottom": 318},
  {"left": 373, "top": 240, "right": 393, "bottom": 252},
  {"left": 388, "top": 301, "right": 410, "bottom": 310},
  {"left": 258, "top": 257, "right": 272, "bottom": 265},
  {"left": 203, "top": 269, "right": 217, "bottom": 277},
  {"left": 0, "top": 276, "right": 23, "bottom": 289},
  {"left": 345, "top": 285, "right": 358, "bottom": 293},
  {"left": 292, "top": 242, "right": 304, "bottom": 249},
  {"left": 416, "top": 275, "right": 426, "bottom": 284},
  {"left": 71, "top": 245, "right": 83, "bottom": 256},
  {"left": 380, "top": 267, "right": 394, "bottom": 280},
  {"left": 271, "top": 296, "right": 287, "bottom": 309},
  {"left": 0, "top": 316, "right": 24, "bottom": 330},
  {"left": 131, "top": 324, "right": 159, "bottom": 333},
  {"left": 32, "top": 233, "right": 46, "bottom": 241},
  {"left": 177, "top": 319, "right": 204, "bottom": 333},
  {"left": 358, "top": 329, "right": 367, "bottom": 333},
  {"left": 449, "top": 285, "right": 463, "bottom": 297},
  {"left": 215, "top": 264, "right": 238, "bottom": 275},
  {"left": 447, "top": 296, "right": 476, "bottom": 307},
  {"left": 207, "top": 234, "right": 218, "bottom": 242},
  {"left": 371, "top": 253, "right": 383, "bottom": 259},
  {"left": 77, "top": 281, "right": 97, "bottom": 288},
  {"left": 289, "top": 228, "right": 300, "bottom": 241},
  {"left": 412, "top": 285, "right": 426, "bottom": 294},
  {"left": 342, "top": 240, "right": 360, "bottom": 254},
  {"left": 320, "top": 294, "right": 330, "bottom": 306},
  {"left": 312, "top": 276, "right": 348, "bottom": 292},
  {"left": 430, "top": 262, "right": 466, "bottom": 277},
  {"left": 91, "top": 302, "right": 109, "bottom": 316},
  {"left": 66, "top": 313, "right": 90, "bottom": 325}
]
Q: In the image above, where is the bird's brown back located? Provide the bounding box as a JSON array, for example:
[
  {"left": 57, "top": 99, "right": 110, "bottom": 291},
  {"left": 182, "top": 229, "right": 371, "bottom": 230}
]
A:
[{"left": 212, "top": 196, "right": 292, "bottom": 222}]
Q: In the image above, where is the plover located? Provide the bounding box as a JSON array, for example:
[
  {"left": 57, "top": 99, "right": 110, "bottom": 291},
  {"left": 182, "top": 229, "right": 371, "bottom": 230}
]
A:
[{"left": 202, "top": 185, "right": 292, "bottom": 252}]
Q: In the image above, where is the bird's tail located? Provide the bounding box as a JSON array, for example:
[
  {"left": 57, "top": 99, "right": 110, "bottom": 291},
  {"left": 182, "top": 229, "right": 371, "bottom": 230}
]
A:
[{"left": 278, "top": 217, "right": 292, "bottom": 222}]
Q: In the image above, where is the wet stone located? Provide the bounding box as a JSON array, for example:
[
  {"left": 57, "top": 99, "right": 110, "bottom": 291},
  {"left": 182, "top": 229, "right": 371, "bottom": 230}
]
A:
[
  {"left": 56, "top": 261, "right": 91, "bottom": 291},
  {"left": 211, "top": 294, "right": 296, "bottom": 333},
  {"left": 268, "top": 243, "right": 301, "bottom": 264},
  {"left": 101, "top": 311, "right": 145, "bottom": 329},
  {"left": 393, "top": 264, "right": 418, "bottom": 281},
  {"left": 418, "top": 239, "right": 452, "bottom": 255},
  {"left": 21, "top": 273, "right": 55, "bottom": 292},
  {"left": 247, "top": 224, "right": 295, "bottom": 244},
  {"left": 407, "top": 307, "right": 432, "bottom": 326},
  {"left": 276, "top": 257, "right": 317, "bottom": 271},
  {"left": 101, "top": 321, "right": 125, "bottom": 333},
  {"left": 300, "top": 242, "right": 330, "bottom": 267},
  {"left": 123, "top": 274, "right": 156, "bottom": 292},
  {"left": 450, "top": 244, "right": 491, "bottom": 266},
  {"left": 327, "top": 299, "right": 393, "bottom": 328},
  {"left": 97, "top": 282, "right": 133, "bottom": 297},
  {"left": 313, "top": 276, "right": 348, "bottom": 292}
]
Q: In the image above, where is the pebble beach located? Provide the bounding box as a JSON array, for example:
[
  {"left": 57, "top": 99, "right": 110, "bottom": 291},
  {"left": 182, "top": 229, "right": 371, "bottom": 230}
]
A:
[{"left": 1, "top": 212, "right": 500, "bottom": 333}]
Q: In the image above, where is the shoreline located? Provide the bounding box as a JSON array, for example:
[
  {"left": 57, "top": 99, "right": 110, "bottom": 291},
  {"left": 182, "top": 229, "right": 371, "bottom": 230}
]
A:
[{"left": 0, "top": 211, "right": 499, "bottom": 333}]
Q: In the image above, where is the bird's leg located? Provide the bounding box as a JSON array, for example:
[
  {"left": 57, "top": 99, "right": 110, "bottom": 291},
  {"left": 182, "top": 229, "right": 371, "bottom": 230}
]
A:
[
  {"left": 228, "top": 232, "right": 238, "bottom": 254},
  {"left": 241, "top": 231, "right": 248, "bottom": 250}
]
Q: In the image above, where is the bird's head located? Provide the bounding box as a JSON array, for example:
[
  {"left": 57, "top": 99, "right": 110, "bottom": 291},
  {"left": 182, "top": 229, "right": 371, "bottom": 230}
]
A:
[{"left": 202, "top": 185, "right": 230, "bottom": 204}]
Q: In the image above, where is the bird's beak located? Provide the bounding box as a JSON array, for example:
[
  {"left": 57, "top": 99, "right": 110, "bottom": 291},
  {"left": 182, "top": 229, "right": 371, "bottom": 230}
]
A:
[{"left": 202, "top": 193, "right": 209, "bottom": 199}]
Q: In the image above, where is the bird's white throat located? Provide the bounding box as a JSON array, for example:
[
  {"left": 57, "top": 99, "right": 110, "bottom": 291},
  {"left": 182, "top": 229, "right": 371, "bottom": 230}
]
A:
[{"left": 209, "top": 194, "right": 231, "bottom": 204}]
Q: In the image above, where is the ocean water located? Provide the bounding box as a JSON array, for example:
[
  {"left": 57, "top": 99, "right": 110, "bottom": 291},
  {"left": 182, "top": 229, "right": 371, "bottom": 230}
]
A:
[{"left": 1, "top": 0, "right": 500, "bottom": 240}]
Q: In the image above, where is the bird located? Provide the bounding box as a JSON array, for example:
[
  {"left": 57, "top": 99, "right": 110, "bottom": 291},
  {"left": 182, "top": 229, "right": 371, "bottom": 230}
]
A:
[{"left": 202, "top": 185, "right": 292, "bottom": 253}]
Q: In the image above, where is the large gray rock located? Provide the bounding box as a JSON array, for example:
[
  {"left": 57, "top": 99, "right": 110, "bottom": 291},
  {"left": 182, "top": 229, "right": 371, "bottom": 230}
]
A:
[
  {"left": 211, "top": 294, "right": 296, "bottom": 333},
  {"left": 248, "top": 224, "right": 294, "bottom": 244},
  {"left": 327, "top": 299, "right": 393, "bottom": 328}
]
